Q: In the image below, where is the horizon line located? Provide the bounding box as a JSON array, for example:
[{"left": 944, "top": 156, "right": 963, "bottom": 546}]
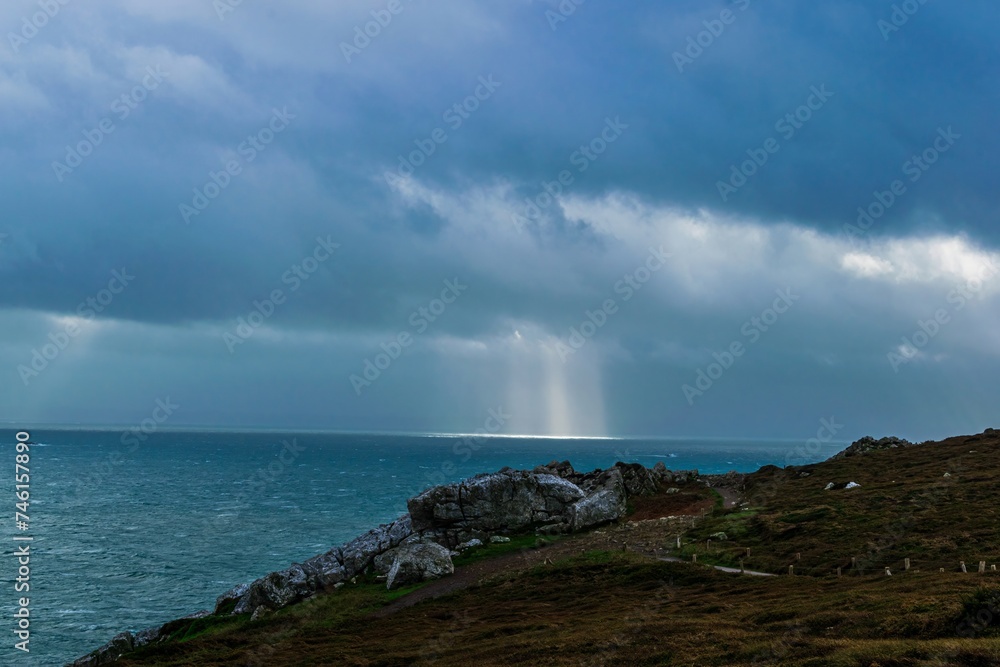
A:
[{"left": 0, "top": 421, "right": 855, "bottom": 443}]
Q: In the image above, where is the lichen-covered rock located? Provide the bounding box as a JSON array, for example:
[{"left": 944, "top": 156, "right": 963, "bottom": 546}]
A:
[
  {"left": 340, "top": 515, "right": 413, "bottom": 576},
  {"left": 233, "top": 564, "right": 313, "bottom": 615},
  {"left": 386, "top": 541, "right": 455, "bottom": 590},
  {"left": 614, "top": 462, "right": 661, "bottom": 496},
  {"left": 570, "top": 487, "right": 626, "bottom": 530},
  {"left": 69, "top": 631, "right": 135, "bottom": 667},
  {"left": 372, "top": 547, "right": 398, "bottom": 576},
  {"left": 214, "top": 582, "right": 251, "bottom": 615},
  {"left": 408, "top": 470, "right": 586, "bottom": 546},
  {"left": 831, "top": 436, "right": 913, "bottom": 459},
  {"left": 300, "top": 547, "right": 348, "bottom": 588}
]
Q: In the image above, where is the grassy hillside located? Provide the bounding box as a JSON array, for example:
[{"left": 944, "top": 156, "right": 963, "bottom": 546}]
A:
[{"left": 110, "top": 431, "right": 1000, "bottom": 666}]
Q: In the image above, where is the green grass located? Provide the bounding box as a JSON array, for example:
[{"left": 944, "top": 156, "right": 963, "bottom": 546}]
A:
[
  {"left": 110, "top": 429, "right": 1000, "bottom": 666},
  {"left": 451, "top": 533, "right": 558, "bottom": 567}
]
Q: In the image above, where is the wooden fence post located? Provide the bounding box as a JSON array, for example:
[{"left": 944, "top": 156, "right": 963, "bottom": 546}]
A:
[
  {"left": 836, "top": 567, "right": 841, "bottom": 577},
  {"left": 904, "top": 558, "right": 910, "bottom": 571},
  {"left": 979, "top": 561, "right": 986, "bottom": 574},
  {"left": 788, "top": 565, "right": 794, "bottom": 575},
  {"left": 961, "top": 561, "right": 967, "bottom": 573}
]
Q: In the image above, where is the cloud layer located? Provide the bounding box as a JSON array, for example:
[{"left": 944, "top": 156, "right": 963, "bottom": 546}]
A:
[{"left": 2, "top": 0, "right": 998, "bottom": 440}]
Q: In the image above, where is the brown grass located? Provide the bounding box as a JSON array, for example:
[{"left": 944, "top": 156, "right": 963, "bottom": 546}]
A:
[{"left": 114, "top": 431, "right": 1000, "bottom": 666}]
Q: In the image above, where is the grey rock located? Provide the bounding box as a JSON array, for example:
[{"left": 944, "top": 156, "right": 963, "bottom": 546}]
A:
[
  {"left": 69, "top": 631, "right": 135, "bottom": 667},
  {"left": 570, "top": 476, "right": 627, "bottom": 531},
  {"left": 340, "top": 515, "right": 413, "bottom": 576},
  {"left": 234, "top": 564, "right": 312, "bottom": 615},
  {"left": 709, "top": 532, "right": 728, "bottom": 541},
  {"left": 372, "top": 547, "right": 398, "bottom": 576},
  {"left": 386, "top": 541, "right": 454, "bottom": 590},
  {"left": 133, "top": 625, "right": 163, "bottom": 649},
  {"left": 831, "top": 436, "right": 913, "bottom": 459},
  {"left": 300, "top": 547, "right": 348, "bottom": 588},
  {"left": 214, "top": 582, "right": 251, "bottom": 615},
  {"left": 456, "top": 538, "right": 484, "bottom": 551},
  {"left": 614, "top": 462, "right": 660, "bottom": 496},
  {"left": 489, "top": 535, "right": 511, "bottom": 544},
  {"left": 408, "top": 469, "right": 585, "bottom": 547}
]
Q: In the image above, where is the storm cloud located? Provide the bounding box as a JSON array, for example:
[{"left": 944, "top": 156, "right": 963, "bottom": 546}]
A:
[{"left": 2, "top": 0, "right": 997, "bottom": 440}]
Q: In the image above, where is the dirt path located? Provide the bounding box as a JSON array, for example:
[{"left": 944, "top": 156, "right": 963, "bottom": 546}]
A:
[
  {"left": 369, "top": 489, "right": 739, "bottom": 619},
  {"left": 657, "top": 556, "right": 775, "bottom": 577},
  {"left": 712, "top": 485, "right": 741, "bottom": 509}
]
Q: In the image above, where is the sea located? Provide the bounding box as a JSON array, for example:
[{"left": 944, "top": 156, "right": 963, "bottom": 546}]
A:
[{"left": 0, "top": 428, "right": 847, "bottom": 665}]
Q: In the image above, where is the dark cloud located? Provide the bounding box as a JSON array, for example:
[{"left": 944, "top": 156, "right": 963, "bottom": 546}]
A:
[{"left": 1, "top": 0, "right": 998, "bottom": 438}]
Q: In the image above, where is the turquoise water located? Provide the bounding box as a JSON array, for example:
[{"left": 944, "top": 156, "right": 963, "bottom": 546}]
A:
[{"left": 0, "top": 429, "right": 846, "bottom": 664}]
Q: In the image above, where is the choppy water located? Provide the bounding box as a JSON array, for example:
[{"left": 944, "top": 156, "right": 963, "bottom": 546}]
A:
[{"left": 0, "top": 428, "right": 845, "bottom": 664}]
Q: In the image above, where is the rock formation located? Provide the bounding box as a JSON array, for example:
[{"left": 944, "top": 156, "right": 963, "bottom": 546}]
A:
[{"left": 69, "top": 460, "right": 682, "bottom": 667}]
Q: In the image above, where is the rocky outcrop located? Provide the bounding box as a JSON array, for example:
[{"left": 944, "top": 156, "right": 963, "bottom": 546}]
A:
[
  {"left": 408, "top": 468, "right": 588, "bottom": 546},
  {"left": 386, "top": 541, "right": 455, "bottom": 590},
  {"left": 70, "top": 460, "right": 697, "bottom": 666},
  {"left": 69, "top": 611, "right": 210, "bottom": 667},
  {"left": 830, "top": 436, "right": 913, "bottom": 459}
]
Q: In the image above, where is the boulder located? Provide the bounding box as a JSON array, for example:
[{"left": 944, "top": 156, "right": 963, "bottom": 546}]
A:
[
  {"left": 69, "top": 631, "right": 135, "bottom": 667},
  {"left": 214, "top": 582, "right": 250, "bottom": 615},
  {"left": 340, "top": 515, "right": 413, "bottom": 576},
  {"left": 489, "top": 535, "right": 511, "bottom": 544},
  {"left": 386, "top": 541, "right": 454, "bottom": 590},
  {"left": 233, "top": 564, "right": 313, "bottom": 615},
  {"left": 300, "top": 547, "right": 348, "bottom": 588},
  {"left": 408, "top": 470, "right": 586, "bottom": 546},
  {"left": 614, "top": 462, "right": 660, "bottom": 496},
  {"left": 456, "top": 538, "right": 484, "bottom": 551},
  {"left": 831, "top": 436, "right": 913, "bottom": 459}
]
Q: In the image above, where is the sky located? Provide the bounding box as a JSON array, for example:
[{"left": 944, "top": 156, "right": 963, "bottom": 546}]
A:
[{"left": 1, "top": 0, "right": 998, "bottom": 441}]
